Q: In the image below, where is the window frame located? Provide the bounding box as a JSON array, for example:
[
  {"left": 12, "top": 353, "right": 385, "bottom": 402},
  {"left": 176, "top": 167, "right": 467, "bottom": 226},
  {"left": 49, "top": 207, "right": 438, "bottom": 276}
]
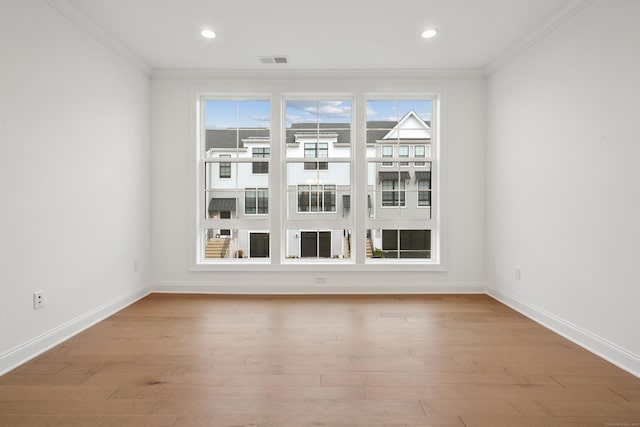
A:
[
  {"left": 381, "top": 179, "right": 406, "bottom": 208},
  {"left": 414, "top": 145, "right": 426, "bottom": 166},
  {"left": 398, "top": 145, "right": 409, "bottom": 166},
  {"left": 218, "top": 154, "right": 231, "bottom": 179},
  {"left": 194, "top": 91, "right": 443, "bottom": 271},
  {"left": 252, "top": 147, "right": 269, "bottom": 174},
  {"left": 381, "top": 145, "right": 393, "bottom": 167},
  {"left": 303, "top": 142, "right": 329, "bottom": 170},
  {"left": 244, "top": 187, "right": 269, "bottom": 215},
  {"left": 417, "top": 179, "right": 431, "bottom": 207}
]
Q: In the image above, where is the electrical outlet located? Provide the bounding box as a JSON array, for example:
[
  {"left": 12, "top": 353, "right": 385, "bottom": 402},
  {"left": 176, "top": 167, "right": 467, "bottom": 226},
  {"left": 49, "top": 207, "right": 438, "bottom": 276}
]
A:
[
  {"left": 515, "top": 267, "right": 521, "bottom": 280},
  {"left": 33, "top": 291, "right": 45, "bottom": 309},
  {"left": 133, "top": 260, "right": 140, "bottom": 272}
]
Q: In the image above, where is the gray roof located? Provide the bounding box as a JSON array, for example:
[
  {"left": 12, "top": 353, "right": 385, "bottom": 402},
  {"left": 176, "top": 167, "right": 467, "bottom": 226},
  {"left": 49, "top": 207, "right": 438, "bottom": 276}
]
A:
[
  {"left": 206, "top": 129, "right": 269, "bottom": 150},
  {"left": 206, "top": 119, "right": 431, "bottom": 149},
  {"left": 286, "top": 122, "right": 351, "bottom": 144}
]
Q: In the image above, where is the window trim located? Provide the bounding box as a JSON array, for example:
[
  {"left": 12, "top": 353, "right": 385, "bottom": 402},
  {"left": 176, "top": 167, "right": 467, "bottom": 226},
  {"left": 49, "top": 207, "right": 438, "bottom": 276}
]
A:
[{"left": 194, "top": 91, "right": 444, "bottom": 271}]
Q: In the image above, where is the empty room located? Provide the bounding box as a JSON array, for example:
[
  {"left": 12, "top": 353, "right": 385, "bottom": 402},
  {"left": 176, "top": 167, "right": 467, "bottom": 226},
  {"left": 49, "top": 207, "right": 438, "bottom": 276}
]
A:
[{"left": 1, "top": 0, "right": 639, "bottom": 426}]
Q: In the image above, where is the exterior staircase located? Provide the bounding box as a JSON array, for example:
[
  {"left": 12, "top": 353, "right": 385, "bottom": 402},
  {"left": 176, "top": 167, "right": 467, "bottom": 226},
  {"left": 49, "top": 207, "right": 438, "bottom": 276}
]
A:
[
  {"left": 342, "top": 237, "right": 373, "bottom": 258},
  {"left": 205, "top": 238, "right": 230, "bottom": 259},
  {"left": 343, "top": 237, "right": 351, "bottom": 258}
]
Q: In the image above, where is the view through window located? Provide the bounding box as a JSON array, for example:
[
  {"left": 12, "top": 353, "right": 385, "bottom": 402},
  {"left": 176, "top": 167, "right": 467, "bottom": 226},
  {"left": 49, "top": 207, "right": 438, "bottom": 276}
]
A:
[{"left": 199, "top": 96, "right": 436, "bottom": 264}]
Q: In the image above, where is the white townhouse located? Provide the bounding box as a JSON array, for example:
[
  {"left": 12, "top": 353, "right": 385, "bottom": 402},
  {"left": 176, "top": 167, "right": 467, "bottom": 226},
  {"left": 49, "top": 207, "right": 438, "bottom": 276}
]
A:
[{"left": 204, "top": 110, "right": 432, "bottom": 259}]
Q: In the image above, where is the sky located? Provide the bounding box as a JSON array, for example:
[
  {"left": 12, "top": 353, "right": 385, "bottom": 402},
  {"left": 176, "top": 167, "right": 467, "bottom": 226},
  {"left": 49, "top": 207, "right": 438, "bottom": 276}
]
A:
[{"left": 205, "top": 99, "right": 432, "bottom": 129}]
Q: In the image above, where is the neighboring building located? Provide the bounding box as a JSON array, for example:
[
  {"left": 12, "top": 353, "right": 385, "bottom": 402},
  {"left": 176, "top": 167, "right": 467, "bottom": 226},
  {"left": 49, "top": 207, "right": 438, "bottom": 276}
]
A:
[{"left": 204, "top": 110, "right": 432, "bottom": 259}]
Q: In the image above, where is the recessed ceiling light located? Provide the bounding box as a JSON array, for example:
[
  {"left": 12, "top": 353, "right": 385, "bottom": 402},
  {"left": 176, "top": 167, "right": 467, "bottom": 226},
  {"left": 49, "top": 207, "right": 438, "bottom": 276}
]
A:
[
  {"left": 201, "top": 29, "right": 216, "bottom": 39},
  {"left": 421, "top": 28, "right": 438, "bottom": 39}
]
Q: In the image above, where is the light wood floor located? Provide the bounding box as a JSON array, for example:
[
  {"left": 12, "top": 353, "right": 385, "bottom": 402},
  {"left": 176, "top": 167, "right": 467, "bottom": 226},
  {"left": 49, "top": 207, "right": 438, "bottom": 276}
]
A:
[{"left": 1, "top": 294, "right": 638, "bottom": 427}]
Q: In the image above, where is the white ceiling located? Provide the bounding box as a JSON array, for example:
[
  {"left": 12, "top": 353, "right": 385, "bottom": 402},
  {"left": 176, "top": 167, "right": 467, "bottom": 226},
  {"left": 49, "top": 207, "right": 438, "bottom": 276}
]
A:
[{"left": 59, "top": 0, "right": 582, "bottom": 72}]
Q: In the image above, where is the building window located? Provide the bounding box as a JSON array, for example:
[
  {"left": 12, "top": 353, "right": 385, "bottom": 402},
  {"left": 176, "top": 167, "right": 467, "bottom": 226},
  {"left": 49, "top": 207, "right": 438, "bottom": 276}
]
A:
[
  {"left": 219, "top": 155, "right": 231, "bottom": 178},
  {"left": 249, "top": 232, "right": 270, "bottom": 258},
  {"left": 381, "top": 229, "right": 431, "bottom": 259},
  {"left": 418, "top": 179, "right": 431, "bottom": 207},
  {"left": 381, "top": 180, "right": 405, "bottom": 207},
  {"left": 303, "top": 143, "right": 328, "bottom": 170},
  {"left": 399, "top": 146, "right": 409, "bottom": 166},
  {"left": 414, "top": 145, "right": 426, "bottom": 166},
  {"left": 252, "top": 147, "right": 269, "bottom": 174},
  {"left": 297, "top": 185, "right": 336, "bottom": 212},
  {"left": 382, "top": 145, "right": 393, "bottom": 166},
  {"left": 245, "top": 188, "right": 268, "bottom": 215}
]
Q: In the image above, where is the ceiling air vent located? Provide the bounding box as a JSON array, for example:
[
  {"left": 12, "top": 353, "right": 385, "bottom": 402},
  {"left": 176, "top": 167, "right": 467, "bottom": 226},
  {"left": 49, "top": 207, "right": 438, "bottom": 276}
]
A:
[{"left": 259, "top": 56, "right": 289, "bottom": 64}]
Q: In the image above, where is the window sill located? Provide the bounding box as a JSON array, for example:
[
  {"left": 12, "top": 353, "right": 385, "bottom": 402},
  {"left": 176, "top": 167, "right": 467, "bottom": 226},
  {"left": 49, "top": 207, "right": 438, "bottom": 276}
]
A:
[{"left": 191, "top": 261, "right": 445, "bottom": 272}]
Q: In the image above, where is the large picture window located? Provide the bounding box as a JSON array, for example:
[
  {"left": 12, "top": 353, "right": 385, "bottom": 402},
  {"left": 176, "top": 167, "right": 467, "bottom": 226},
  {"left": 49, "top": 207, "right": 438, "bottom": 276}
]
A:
[
  {"left": 198, "top": 95, "right": 438, "bottom": 265},
  {"left": 366, "top": 99, "right": 435, "bottom": 261},
  {"left": 201, "top": 99, "right": 271, "bottom": 262}
]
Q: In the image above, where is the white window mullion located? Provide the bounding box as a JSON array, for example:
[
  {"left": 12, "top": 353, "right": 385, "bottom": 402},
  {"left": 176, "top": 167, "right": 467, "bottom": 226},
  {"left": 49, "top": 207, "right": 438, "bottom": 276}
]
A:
[
  {"left": 354, "top": 93, "right": 366, "bottom": 265},
  {"left": 270, "top": 92, "right": 282, "bottom": 265}
]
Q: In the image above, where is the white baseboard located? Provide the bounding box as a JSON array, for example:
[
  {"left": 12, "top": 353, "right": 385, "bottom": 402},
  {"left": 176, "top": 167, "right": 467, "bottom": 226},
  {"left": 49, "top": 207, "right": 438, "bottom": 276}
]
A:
[
  {"left": 150, "top": 281, "right": 488, "bottom": 294},
  {"left": 0, "top": 285, "right": 151, "bottom": 376},
  {"left": 487, "top": 286, "right": 640, "bottom": 378}
]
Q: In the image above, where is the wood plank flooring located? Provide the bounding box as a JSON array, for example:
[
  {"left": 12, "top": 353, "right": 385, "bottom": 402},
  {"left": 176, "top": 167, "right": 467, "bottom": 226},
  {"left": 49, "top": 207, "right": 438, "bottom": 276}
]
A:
[{"left": 1, "top": 294, "right": 638, "bottom": 426}]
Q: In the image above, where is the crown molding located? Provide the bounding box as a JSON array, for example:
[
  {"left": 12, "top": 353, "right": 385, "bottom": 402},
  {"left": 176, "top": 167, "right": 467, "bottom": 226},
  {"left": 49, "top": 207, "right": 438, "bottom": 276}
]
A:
[
  {"left": 485, "top": 0, "right": 596, "bottom": 76},
  {"left": 43, "top": 0, "right": 152, "bottom": 76},
  {"left": 151, "top": 68, "right": 487, "bottom": 81}
]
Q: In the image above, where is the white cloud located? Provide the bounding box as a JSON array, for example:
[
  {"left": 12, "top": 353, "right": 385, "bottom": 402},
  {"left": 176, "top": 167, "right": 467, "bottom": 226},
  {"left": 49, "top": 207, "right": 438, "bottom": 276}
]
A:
[{"left": 288, "top": 101, "right": 352, "bottom": 120}]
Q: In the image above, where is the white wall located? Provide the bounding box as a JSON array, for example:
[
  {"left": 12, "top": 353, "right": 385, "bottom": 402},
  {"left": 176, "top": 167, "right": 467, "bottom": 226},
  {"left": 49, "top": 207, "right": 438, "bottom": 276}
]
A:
[
  {"left": 486, "top": 0, "right": 640, "bottom": 372},
  {"left": 151, "top": 77, "right": 486, "bottom": 290},
  {"left": 0, "top": 1, "right": 151, "bottom": 372}
]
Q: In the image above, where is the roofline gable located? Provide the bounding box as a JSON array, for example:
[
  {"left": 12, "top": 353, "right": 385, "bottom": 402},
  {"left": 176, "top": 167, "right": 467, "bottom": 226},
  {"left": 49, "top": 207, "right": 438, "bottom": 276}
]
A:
[{"left": 381, "top": 110, "right": 431, "bottom": 140}]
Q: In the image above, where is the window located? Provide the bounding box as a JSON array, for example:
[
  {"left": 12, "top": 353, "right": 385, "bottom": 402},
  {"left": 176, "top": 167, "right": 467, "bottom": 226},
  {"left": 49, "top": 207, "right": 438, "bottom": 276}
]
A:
[
  {"left": 381, "top": 180, "right": 405, "bottom": 207},
  {"left": 366, "top": 99, "right": 434, "bottom": 261},
  {"left": 382, "top": 146, "right": 393, "bottom": 166},
  {"left": 252, "top": 147, "right": 269, "bottom": 174},
  {"left": 200, "top": 99, "right": 271, "bottom": 263},
  {"left": 418, "top": 179, "right": 431, "bottom": 207},
  {"left": 199, "top": 95, "right": 437, "bottom": 265},
  {"left": 399, "top": 146, "right": 409, "bottom": 166},
  {"left": 219, "top": 155, "right": 231, "bottom": 178},
  {"left": 300, "top": 231, "right": 331, "bottom": 258},
  {"left": 249, "top": 232, "right": 269, "bottom": 258},
  {"left": 381, "top": 230, "right": 431, "bottom": 258},
  {"left": 245, "top": 188, "right": 268, "bottom": 214},
  {"left": 303, "top": 143, "right": 328, "bottom": 170},
  {"left": 297, "top": 185, "right": 336, "bottom": 212},
  {"left": 414, "top": 145, "right": 426, "bottom": 166}
]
